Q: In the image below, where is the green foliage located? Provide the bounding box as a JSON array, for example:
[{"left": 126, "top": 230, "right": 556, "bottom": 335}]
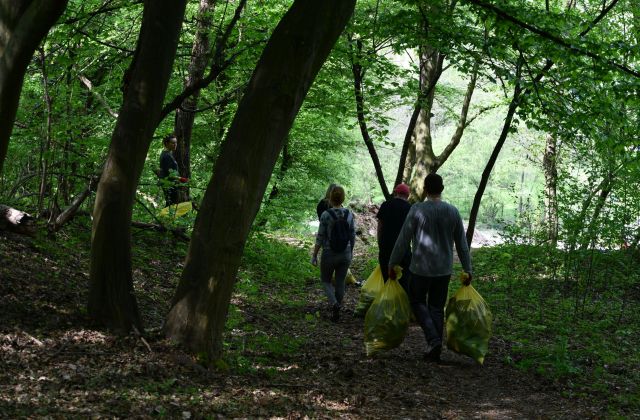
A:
[{"left": 473, "top": 244, "right": 640, "bottom": 412}]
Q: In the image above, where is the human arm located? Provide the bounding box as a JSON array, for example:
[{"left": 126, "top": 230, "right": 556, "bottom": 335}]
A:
[
  {"left": 453, "top": 209, "right": 473, "bottom": 283},
  {"left": 349, "top": 211, "right": 356, "bottom": 253},
  {"left": 376, "top": 202, "right": 386, "bottom": 245},
  {"left": 312, "top": 212, "right": 328, "bottom": 264},
  {"left": 311, "top": 244, "right": 320, "bottom": 266}
]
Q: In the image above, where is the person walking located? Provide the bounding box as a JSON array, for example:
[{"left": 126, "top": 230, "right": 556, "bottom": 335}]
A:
[
  {"left": 311, "top": 185, "right": 356, "bottom": 322},
  {"left": 388, "top": 173, "right": 472, "bottom": 362},
  {"left": 377, "top": 183, "right": 412, "bottom": 289}
]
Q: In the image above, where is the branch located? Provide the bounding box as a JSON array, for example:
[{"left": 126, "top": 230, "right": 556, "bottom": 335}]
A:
[
  {"left": 437, "top": 65, "right": 479, "bottom": 167},
  {"left": 464, "top": 0, "right": 639, "bottom": 78},
  {"left": 159, "top": 0, "right": 247, "bottom": 122},
  {"left": 76, "top": 29, "right": 135, "bottom": 54},
  {"left": 78, "top": 74, "right": 119, "bottom": 118}
]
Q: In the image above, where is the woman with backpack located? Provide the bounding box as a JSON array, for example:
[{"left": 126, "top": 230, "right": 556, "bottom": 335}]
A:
[{"left": 311, "top": 185, "right": 356, "bottom": 322}]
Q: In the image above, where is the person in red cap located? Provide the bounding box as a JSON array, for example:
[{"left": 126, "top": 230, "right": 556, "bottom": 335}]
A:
[{"left": 376, "top": 183, "right": 412, "bottom": 288}]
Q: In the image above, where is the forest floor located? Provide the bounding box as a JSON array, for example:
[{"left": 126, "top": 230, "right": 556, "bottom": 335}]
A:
[{"left": 0, "top": 217, "right": 610, "bottom": 419}]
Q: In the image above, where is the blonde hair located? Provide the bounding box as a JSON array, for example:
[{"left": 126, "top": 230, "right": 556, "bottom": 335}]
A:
[{"left": 329, "top": 186, "right": 345, "bottom": 206}]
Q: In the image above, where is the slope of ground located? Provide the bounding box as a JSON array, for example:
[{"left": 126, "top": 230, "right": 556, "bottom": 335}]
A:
[{"left": 0, "top": 219, "right": 608, "bottom": 418}]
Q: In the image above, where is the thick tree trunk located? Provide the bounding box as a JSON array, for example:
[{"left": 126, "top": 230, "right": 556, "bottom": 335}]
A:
[
  {"left": 174, "top": 0, "right": 216, "bottom": 202},
  {"left": 165, "top": 0, "right": 356, "bottom": 361},
  {"left": 543, "top": 134, "right": 559, "bottom": 246},
  {"left": 88, "top": 0, "right": 187, "bottom": 332},
  {"left": 408, "top": 56, "right": 478, "bottom": 201},
  {"left": 408, "top": 47, "right": 442, "bottom": 201},
  {"left": 0, "top": 0, "right": 68, "bottom": 174}
]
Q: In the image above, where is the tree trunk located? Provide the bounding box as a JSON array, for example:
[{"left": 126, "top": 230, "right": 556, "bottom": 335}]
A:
[
  {"left": 466, "top": 66, "right": 523, "bottom": 246},
  {"left": 543, "top": 134, "right": 559, "bottom": 246},
  {"left": 267, "top": 138, "right": 292, "bottom": 201},
  {"left": 0, "top": 204, "right": 34, "bottom": 235},
  {"left": 37, "top": 47, "right": 53, "bottom": 216},
  {"left": 164, "top": 0, "right": 356, "bottom": 361},
  {"left": 351, "top": 39, "right": 391, "bottom": 200},
  {"left": 88, "top": 0, "right": 187, "bottom": 332},
  {"left": 174, "top": 0, "right": 217, "bottom": 202},
  {"left": 0, "top": 0, "right": 68, "bottom": 174},
  {"left": 407, "top": 47, "right": 443, "bottom": 201},
  {"left": 579, "top": 174, "right": 614, "bottom": 250},
  {"left": 395, "top": 101, "right": 421, "bottom": 187}
]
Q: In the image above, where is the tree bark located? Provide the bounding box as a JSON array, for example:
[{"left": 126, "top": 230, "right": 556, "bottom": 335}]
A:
[
  {"left": 543, "top": 134, "right": 559, "bottom": 246},
  {"left": 395, "top": 101, "right": 421, "bottom": 187},
  {"left": 88, "top": 0, "right": 187, "bottom": 333},
  {"left": 174, "top": 0, "right": 217, "bottom": 202},
  {"left": 0, "top": 0, "right": 68, "bottom": 174},
  {"left": 350, "top": 39, "right": 391, "bottom": 200},
  {"left": 466, "top": 65, "right": 523, "bottom": 246},
  {"left": 37, "top": 47, "right": 53, "bottom": 216},
  {"left": 164, "top": 0, "right": 356, "bottom": 361},
  {"left": 0, "top": 204, "right": 34, "bottom": 235},
  {"left": 407, "top": 46, "right": 443, "bottom": 201}
]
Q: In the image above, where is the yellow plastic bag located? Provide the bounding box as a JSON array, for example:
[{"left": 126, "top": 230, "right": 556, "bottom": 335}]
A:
[
  {"left": 331, "top": 269, "right": 357, "bottom": 286},
  {"left": 158, "top": 201, "right": 192, "bottom": 219},
  {"left": 354, "top": 265, "right": 384, "bottom": 316},
  {"left": 445, "top": 281, "right": 492, "bottom": 364},
  {"left": 364, "top": 268, "right": 411, "bottom": 356}
]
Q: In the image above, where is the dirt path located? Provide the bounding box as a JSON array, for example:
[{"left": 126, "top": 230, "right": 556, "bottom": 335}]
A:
[{"left": 230, "top": 281, "right": 602, "bottom": 419}]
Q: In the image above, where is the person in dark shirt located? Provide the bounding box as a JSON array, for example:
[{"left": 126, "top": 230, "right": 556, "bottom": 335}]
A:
[
  {"left": 377, "top": 183, "right": 412, "bottom": 287},
  {"left": 159, "top": 134, "right": 187, "bottom": 207}
]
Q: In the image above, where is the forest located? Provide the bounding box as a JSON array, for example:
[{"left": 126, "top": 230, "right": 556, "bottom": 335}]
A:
[{"left": 0, "top": 0, "right": 638, "bottom": 417}]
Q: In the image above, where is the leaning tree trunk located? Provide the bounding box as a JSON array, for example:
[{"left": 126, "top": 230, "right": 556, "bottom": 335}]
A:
[
  {"left": 466, "top": 73, "right": 522, "bottom": 246},
  {"left": 88, "top": 0, "right": 187, "bottom": 332},
  {"left": 351, "top": 39, "right": 390, "bottom": 200},
  {"left": 0, "top": 0, "right": 68, "bottom": 174},
  {"left": 164, "top": 0, "right": 356, "bottom": 361}
]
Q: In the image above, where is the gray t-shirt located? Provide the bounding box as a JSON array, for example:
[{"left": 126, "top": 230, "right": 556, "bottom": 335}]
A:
[{"left": 389, "top": 199, "right": 472, "bottom": 277}]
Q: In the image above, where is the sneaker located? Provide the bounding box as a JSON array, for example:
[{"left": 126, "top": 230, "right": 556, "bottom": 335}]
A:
[
  {"left": 424, "top": 343, "right": 442, "bottom": 363},
  {"left": 331, "top": 303, "right": 340, "bottom": 323}
]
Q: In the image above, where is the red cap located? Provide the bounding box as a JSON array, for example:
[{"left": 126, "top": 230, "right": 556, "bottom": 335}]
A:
[{"left": 393, "top": 183, "right": 410, "bottom": 197}]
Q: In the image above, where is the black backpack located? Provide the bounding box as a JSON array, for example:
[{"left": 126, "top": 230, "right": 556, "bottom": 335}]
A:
[{"left": 327, "top": 208, "right": 350, "bottom": 252}]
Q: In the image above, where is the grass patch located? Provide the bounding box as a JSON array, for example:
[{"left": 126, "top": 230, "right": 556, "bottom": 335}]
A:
[{"left": 472, "top": 244, "right": 640, "bottom": 414}]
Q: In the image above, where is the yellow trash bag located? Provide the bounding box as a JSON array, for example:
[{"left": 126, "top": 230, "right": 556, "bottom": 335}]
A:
[
  {"left": 364, "top": 268, "right": 411, "bottom": 356},
  {"left": 158, "top": 201, "right": 192, "bottom": 219},
  {"left": 445, "top": 275, "right": 492, "bottom": 364},
  {"left": 354, "top": 265, "right": 384, "bottom": 317},
  {"left": 331, "top": 269, "right": 357, "bottom": 286}
]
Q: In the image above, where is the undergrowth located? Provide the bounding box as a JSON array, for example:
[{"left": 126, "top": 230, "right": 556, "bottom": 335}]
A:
[{"left": 472, "top": 244, "right": 640, "bottom": 414}]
